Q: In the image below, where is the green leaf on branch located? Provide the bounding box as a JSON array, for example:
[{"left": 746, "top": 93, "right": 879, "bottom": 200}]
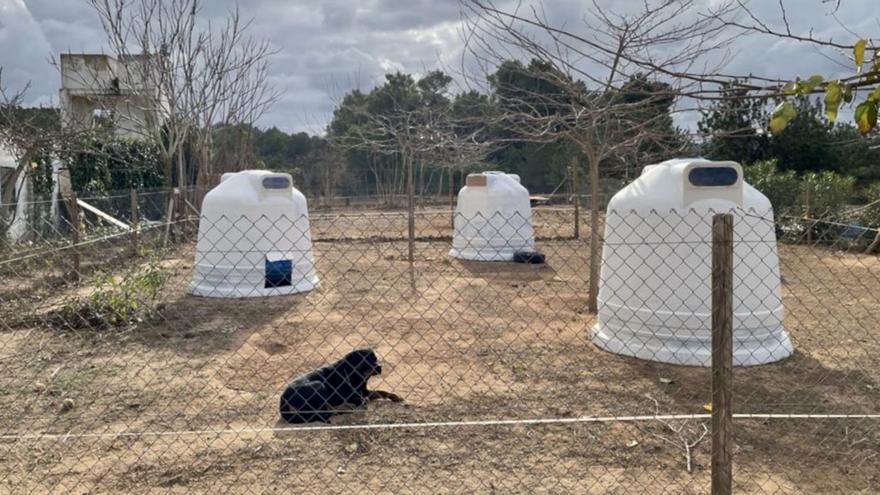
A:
[
  {"left": 770, "top": 101, "right": 797, "bottom": 134},
  {"left": 804, "top": 74, "right": 824, "bottom": 92},
  {"left": 824, "top": 81, "right": 843, "bottom": 122},
  {"left": 790, "top": 75, "right": 824, "bottom": 95},
  {"left": 843, "top": 85, "right": 854, "bottom": 103},
  {"left": 867, "top": 86, "right": 880, "bottom": 103},
  {"left": 855, "top": 100, "right": 878, "bottom": 135},
  {"left": 854, "top": 39, "right": 867, "bottom": 68}
]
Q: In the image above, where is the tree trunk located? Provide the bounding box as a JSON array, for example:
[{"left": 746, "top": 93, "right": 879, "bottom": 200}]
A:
[
  {"left": 571, "top": 156, "right": 580, "bottom": 240},
  {"left": 449, "top": 167, "right": 456, "bottom": 228},
  {"left": 195, "top": 132, "right": 212, "bottom": 208},
  {"left": 418, "top": 159, "right": 425, "bottom": 206},
  {"left": 406, "top": 151, "right": 416, "bottom": 294},
  {"left": 436, "top": 168, "right": 444, "bottom": 200},
  {"left": 588, "top": 153, "right": 601, "bottom": 313},
  {"left": 163, "top": 153, "right": 174, "bottom": 189},
  {"left": 177, "top": 140, "right": 186, "bottom": 222}
]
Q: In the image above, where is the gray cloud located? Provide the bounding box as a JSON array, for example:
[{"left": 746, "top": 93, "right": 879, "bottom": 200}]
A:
[
  {"left": 0, "top": 0, "right": 55, "bottom": 105},
  {"left": 3, "top": 0, "right": 877, "bottom": 132}
]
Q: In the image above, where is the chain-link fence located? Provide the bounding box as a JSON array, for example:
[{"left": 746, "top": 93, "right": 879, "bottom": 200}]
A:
[{"left": 0, "top": 190, "right": 878, "bottom": 493}]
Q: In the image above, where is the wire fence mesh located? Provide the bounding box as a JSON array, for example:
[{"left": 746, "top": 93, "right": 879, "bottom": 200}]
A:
[{"left": 0, "top": 189, "right": 878, "bottom": 493}]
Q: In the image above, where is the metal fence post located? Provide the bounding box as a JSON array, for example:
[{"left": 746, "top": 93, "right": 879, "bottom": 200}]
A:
[{"left": 711, "top": 213, "right": 734, "bottom": 495}]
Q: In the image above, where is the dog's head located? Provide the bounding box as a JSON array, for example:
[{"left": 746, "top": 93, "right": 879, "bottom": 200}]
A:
[{"left": 343, "top": 348, "right": 382, "bottom": 379}]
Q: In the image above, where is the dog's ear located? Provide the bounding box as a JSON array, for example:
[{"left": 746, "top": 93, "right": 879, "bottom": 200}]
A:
[
  {"left": 342, "top": 350, "right": 365, "bottom": 373},
  {"left": 345, "top": 348, "right": 380, "bottom": 376}
]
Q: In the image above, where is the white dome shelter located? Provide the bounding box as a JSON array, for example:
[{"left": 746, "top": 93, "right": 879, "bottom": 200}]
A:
[
  {"left": 450, "top": 171, "right": 535, "bottom": 261},
  {"left": 189, "top": 170, "right": 319, "bottom": 298},
  {"left": 592, "top": 158, "right": 793, "bottom": 367}
]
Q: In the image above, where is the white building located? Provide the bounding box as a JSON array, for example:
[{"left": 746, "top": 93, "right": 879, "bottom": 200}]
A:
[{"left": 59, "top": 53, "right": 165, "bottom": 139}]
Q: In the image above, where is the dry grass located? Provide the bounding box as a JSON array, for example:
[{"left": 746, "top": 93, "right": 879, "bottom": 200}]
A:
[{"left": 0, "top": 208, "right": 878, "bottom": 493}]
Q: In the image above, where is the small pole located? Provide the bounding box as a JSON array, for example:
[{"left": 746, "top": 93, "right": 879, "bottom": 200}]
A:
[
  {"left": 130, "top": 189, "right": 139, "bottom": 256},
  {"left": 571, "top": 156, "right": 580, "bottom": 240},
  {"left": 711, "top": 213, "right": 734, "bottom": 495},
  {"left": 67, "top": 192, "right": 81, "bottom": 280}
]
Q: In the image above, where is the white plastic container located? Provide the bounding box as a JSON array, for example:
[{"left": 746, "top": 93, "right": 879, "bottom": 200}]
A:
[
  {"left": 189, "top": 170, "right": 319, "bottom": 297},
  {"left": 450, "top": 171, "right": 535, "bottom": 261},
  {"left": 592, "top": 158, "right": 793, "bottom": 366}
]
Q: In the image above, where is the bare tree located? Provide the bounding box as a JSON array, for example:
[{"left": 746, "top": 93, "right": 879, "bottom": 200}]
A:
[
  {"left": 295, "top": 141, "right": 346, "bottom": 207},
  {"left": 460, "top": 0, "right": 735, "bottom": 311},
  {"left": 85, "top": 0, "right": 277, "bottom": 193},
  {"left": 189, "top": 9, "right": 277, "bottom": 194},
  {"left": 0, "top": 74, "right": 38, "bottom": 214},
  {"left": 0, "top": 69, "right": 97, "bottom": 233},
  {"left": 329, "top": 80, "right": 498, "bottom": 293}
]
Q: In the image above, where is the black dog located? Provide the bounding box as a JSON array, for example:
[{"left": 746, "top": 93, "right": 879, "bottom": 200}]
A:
[{"left": 279, "top": 348, "right": 402, "bottom": 423}]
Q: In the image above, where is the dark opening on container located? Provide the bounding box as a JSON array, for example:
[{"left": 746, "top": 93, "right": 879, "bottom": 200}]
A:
[
  {"left": 265, "top": 258, "right": 293, "bottom": 288},
  {"left": 262, "top": 176, "right": 291, "bottom": 190},
  {"left": 688, "top": 167, "right": 738, "bottom": 187}
]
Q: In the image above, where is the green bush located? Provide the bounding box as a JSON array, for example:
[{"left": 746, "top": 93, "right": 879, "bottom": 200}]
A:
[
  {"left": 743, "top": 160, "right": 800, "bottom": 214},
  {"left": 56, "top": 258, "right": 169, "bottom": 330},
  {"left": 63, "top": 137, "right": 165, "bottom": 195},
  {"left": 859, "top": 183, "right": 880, "bottom": 228},
  {"left": 801, "top": 170, "right": 855, "bottom": 220}
]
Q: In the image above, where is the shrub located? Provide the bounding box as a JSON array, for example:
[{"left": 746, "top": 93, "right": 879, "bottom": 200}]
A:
[
  {"left": 63, "top": 137, "right": 165, "bottom": 195},
  {"left": 859, "top": 183, "right": 880, "bottom": 229},
  {"left": 743, "top": 159, "right": 800, "bottom": 214},
  {"left": 745, "top": 161, "right": 859, "bottom": 244},
  {"left": 56, "top": 258, "right": 169, "bottom": 330},
  {"left": 801, "top": 170, "right": 856, "bottom": 220}
]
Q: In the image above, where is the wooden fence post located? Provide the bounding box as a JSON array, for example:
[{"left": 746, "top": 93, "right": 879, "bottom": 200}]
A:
[
  {"left": 711, "top": 213, "right": 734, "bottom": 495},
  {"left": 130, "top": 189, "right": 139, "bottom": 256},
  {"left": 67, "top": 192, "right": 81, "bottom": 280}
]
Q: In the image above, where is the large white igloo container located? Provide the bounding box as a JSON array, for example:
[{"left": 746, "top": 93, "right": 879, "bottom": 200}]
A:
[
  {"left": 592, "top": 158, "right": 793, "bottom": 366},
  {"left": 450, "top": 171, "right": 535, "bottom": 261},
  {"left": 189, "top": 170, "right": 319, "bottom": 297}
]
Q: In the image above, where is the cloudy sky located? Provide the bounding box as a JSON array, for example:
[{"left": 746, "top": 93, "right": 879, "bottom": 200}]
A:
[{"left": 0, "top": 0, "right": 876, "bottom": 133}]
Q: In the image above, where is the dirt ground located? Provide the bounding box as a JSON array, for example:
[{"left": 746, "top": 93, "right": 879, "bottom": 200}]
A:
[{"left": 0, "top": 208, "right": 878, "bottom": 494}]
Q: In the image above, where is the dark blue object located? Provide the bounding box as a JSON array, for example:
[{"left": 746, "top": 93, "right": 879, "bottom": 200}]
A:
[
  {"left": 688, "top": 167, "right": 738, "bottom": 187},
  {"left": 262, "top": 176, "right": 291, "bottom": 189},
  {"left": 265, "top": 258, "right": 293, "bottom": 288},
  {"left": 513, "top": 250, "right": 546, "bottom": 264}
]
